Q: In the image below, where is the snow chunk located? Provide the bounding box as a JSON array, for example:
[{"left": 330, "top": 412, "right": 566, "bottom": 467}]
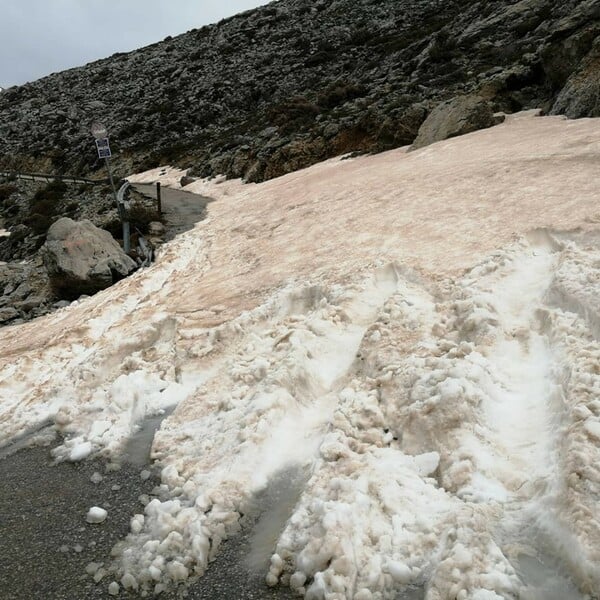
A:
[
  {"left": 108, "top": 581, "right": 119, "bottom": 596},
  {"left": 584, "top": 419, "right": 600, "bottom": 441},
  {"left": 385, "top": 560, "right": 414, "bottom": 584},
  {"left": 86, "top": 506, "right": 108, "bottom": 524},
  {"left": 90, "top": 472, "right": 103, "bottom": 484},
  {"left": 69, "top": 441, "right": 93, "bottom": 462}
]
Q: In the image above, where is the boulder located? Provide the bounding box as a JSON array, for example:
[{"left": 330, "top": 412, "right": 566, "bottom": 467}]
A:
[
  {"left": 551, "top": 39, "right": 600, "bottom": 118},
  {"left": 41, "top": 218, "right": 136, "bottom": 299},
  {"left": 411, "top": 95, "right": 501, "bottom": 150},
  {"left": 179, "top": 175, "right": 197, "bottom": 187}
]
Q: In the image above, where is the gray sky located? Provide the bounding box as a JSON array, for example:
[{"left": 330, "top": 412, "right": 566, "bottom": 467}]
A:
[{"left": 0, "top": 0, "right": 270, "bottom": 88}]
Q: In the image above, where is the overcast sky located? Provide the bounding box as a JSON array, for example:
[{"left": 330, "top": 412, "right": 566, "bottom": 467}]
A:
[{"left": 0, "top": 0, "right": 270, "bottom": 88}]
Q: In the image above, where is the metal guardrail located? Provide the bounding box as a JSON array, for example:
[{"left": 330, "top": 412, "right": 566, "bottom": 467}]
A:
[
  {"left": 0, "top": 170, "right": 109, "bottom": 185},
  {"left": 117, "top": 180, "right": 131, "bottom": 208}
]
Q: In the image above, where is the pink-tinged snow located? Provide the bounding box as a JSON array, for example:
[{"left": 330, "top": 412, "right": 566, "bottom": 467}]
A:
[{"left": 1, "top": 112, "right": 600, "bottom": 598}]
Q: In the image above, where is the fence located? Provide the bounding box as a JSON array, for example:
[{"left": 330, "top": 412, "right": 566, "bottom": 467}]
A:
[{"left": 0, "top": 170, "right": 108, "bottom": 186}]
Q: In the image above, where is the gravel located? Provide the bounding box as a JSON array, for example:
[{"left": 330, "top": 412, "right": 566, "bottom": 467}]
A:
[{"left": 0, "top": 441, "right": 298, "bottom": 599}]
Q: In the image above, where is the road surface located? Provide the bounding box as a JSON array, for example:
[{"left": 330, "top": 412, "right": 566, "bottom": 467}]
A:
[{"left": 132, "top": 184, "right": 212, "bottom": 241}]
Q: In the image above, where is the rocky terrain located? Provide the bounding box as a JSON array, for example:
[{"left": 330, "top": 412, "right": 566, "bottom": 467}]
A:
[
  {"left": 0, "top": 0, "right": 598, "bottom": 323},
  {"left": 0, "top": 0, "right": 598, "bottom": 184},
  {"left": 0, "top": 178, "right": 160, "bottom": 325}
]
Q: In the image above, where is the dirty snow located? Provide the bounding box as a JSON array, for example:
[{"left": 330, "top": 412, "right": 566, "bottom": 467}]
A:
[{"left": 1, "top": 113, "right": 600, "bottom": 598}]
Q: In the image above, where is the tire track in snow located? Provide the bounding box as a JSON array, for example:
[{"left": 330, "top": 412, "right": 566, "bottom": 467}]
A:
[
  {"left": 457, "top": 233, "right": 596, "bottom": 598},
  {"left": 464, "top": 235, "right": 561, "bottom": 502},
  {"left": 109, "top": 265, "right": 407, "bottom": 595}
]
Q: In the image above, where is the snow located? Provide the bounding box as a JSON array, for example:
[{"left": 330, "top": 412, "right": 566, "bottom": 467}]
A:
[
  {"left": 107, "top": 581, "right": 119, "bottom": 595},
  {"left": 86, "top": 506, "right": 108, "bottom": 524},
  {"left": 1, "top": 113, "right": 600, "bottom": 597},
  {"left": 90, "top": 471, "right": 103, "bottom": 484},
  {"left": 68, "top": 441, "right": 92, "bottom": 462}
]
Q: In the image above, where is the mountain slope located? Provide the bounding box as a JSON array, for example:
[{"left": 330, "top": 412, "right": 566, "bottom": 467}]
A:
[
  {"left": 0, "top": 0, "right": 598, "bottom": 182},
  {"left": 1, "top": 113, "right": 600, "bottom": 597}
]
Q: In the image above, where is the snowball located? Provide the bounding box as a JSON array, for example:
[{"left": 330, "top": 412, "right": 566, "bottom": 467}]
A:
[
  {"left": 472, "top": 591, "right": 504, "bottom": 600},
  {"left": 290, "top": 571, "right": 307, "bottom": 589},
  {"left": 453, "top": 544, "right": 473, "bottom": 568},
  {"left": 69, "top": 441, "right": 92, "bottom": 462},
  {"left": 94, "top": 568, "right": 107, "bottom": 583},
  {"left": 121, "top": 572, "right": 138, "bottom": 590},
  {"left": 167, "top": 560, "right": 189, "bottom": 582},
  {"left": 130, "top": 514, "right": 145, "bottom": 534},
  {"left": 85, "top": 562, "right": 103, "bottom": 575},
  {"left": 386, "top": 560, "right": 413, "bottom": 584},
  {"left": 90, "top": 472, "right": 103, "bottom": 484},
  {"left": 86, "top": 506, "right": 108, "bottom": 524},
  {"left": 108, "top": 581, "right": 119, "bottom": 596},
  {"left": 413, "top": 451, "right": 440, "bottom": 477}
]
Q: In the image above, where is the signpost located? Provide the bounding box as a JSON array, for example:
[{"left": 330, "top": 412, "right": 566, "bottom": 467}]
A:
[{"left": 91, "top": 122, "right": 130, "bottom": 253}]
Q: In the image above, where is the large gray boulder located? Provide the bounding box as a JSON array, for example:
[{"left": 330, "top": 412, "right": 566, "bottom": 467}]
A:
[
  {"left": 411, "top": 95, "right": 501, "bottom": 150},
  {"left": 41, "top": 218, "right": 136, "bottom": 299}
]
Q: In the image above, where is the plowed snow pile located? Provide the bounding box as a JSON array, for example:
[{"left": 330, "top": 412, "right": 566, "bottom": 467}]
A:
[{"left": 2, "top": 112, "right": 600, "bottom": 599}]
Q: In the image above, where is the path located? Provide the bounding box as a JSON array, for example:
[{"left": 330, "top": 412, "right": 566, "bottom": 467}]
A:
[{"left": 131, "top": 183, "right": 212, "bottom": 241}]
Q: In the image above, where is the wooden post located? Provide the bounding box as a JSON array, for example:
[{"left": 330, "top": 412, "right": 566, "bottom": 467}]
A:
[{"left": 156, "top": 182, "right": 162, "bottom": 215}]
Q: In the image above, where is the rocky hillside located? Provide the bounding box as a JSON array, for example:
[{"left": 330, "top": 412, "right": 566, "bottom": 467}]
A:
[{"left": 0, "top": 0, "right": 598, "bottom": 182}]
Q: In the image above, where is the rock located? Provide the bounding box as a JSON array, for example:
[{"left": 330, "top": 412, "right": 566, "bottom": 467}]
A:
[
  {"left": 179, "top": 175, "right": 196, "bottom": 187},
  {"left": 551, "top": 38, "right": 600, "bottom": 118},
  {"left": 411, "top": 95, "right": 499, "bottom": 150},
  {"left": 16, "top": 295, "right": 46, "bottom": 312},
  {"left": 52, "top": 300, "right": 71, "bottom": 309},
  {"left": 0, "top": 0, "right": 597, "bottom": 184},
  {"left": 41, "top": 218, "right": 136, "bottom": 300},
  {"left": 148, "top": 221, "right": 165, "bottom": 236},
  {"left": 12, "top": 281, "right": 32, "bottom": 300},
  {"left": 0, "top": 306, "right": 19, "bottom": 323}
]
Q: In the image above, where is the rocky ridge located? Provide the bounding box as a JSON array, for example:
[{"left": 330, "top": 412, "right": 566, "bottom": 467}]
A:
[{"left": 0, "top": 0, "right": 598, "bottom": 183}]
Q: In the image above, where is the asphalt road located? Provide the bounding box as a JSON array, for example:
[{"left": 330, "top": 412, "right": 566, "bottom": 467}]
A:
[
  {"left": 131, "top": 184, "right": 212, "bottom": 241},
  {"left": 0, "top": 432, "right": 299, "bottom": 600}
]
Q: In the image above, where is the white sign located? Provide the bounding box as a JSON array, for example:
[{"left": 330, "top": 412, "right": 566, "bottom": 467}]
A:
[
  {"left": 91, "top": 122, "right": 108, "bottom": 139},
  {"left": 95, "top": 137, "right": 111, "bottom": 159}
]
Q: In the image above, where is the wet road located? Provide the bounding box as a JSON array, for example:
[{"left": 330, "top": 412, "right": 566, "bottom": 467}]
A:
[
  {"left": 0, "top": 435, "right": 298, "bottom": 600},
  {"left": 131, "top": 184, "right": 212, "bottom": 241}
]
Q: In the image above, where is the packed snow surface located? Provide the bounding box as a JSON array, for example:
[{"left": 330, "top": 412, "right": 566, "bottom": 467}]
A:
[{"left": 1, "top": 113, "right": 600, "bottom": 598}]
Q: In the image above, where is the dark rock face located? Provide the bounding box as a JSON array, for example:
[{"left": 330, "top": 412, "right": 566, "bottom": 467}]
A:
[
  {"left": 41, "top": 218, "right": 136, "bottom": 299},
  {"left": 411, "top": 94, "right": 499, "bottom": 149},
  {"left": 0, "top": 0, "right": 598, "bottom": 183},
  {"left": 551, "top": 37, "right": 600, "bottom": 117},
  {"left": 0, "top": 258, "right": 51, "bottom": 325}
]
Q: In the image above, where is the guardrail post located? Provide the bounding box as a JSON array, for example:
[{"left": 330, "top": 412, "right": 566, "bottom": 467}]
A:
[
  {"left": 156, "top": 182, "right": 162, "bottom": 215},
  {"left": 123, "top": 221, "right": 131, "bottom": 253},
  {"left": 117, "top": 182, "right": 132, "bottom": 254}
]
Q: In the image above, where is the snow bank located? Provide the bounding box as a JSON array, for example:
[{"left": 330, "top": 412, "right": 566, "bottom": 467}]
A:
[{"left": 1, "top": 113, "right": 600, "bottom": 598}]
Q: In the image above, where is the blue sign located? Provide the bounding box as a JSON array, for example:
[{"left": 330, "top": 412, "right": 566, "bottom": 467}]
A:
[{"left": 95, "top": 137, "right": 111, "bottom": 159}]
